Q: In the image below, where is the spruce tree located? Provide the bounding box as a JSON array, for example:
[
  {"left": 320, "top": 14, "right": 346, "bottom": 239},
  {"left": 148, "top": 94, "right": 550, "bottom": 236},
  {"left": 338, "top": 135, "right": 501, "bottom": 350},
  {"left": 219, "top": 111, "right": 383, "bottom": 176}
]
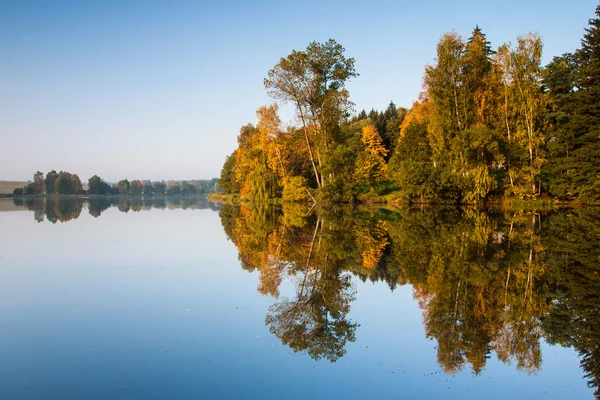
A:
[{"left": 545, "top": 5, "right": 600, "bottom": 203}]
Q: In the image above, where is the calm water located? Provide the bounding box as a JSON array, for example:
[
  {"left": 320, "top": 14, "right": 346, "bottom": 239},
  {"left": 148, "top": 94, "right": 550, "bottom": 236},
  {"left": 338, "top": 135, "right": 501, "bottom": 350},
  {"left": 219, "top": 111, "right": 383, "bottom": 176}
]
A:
[{"left": 1, "top": 197, "right": 598, "bottom": 399}]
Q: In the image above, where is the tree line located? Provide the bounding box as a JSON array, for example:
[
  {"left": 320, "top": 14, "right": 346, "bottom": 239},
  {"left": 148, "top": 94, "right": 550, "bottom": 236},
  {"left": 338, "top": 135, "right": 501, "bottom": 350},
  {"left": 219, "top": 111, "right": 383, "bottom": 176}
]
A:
[
  {"left": 219, "top": 4, "right": 600, "bottom": 205},
  {"left": 13, "top": 170, "right": 218, "bottom": 196}
]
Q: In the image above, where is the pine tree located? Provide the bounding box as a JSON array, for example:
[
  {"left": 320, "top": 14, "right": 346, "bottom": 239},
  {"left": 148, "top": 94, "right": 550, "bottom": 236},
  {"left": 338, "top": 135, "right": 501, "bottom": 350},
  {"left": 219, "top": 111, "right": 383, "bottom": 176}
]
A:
[
  {"left": 572, "top": 5, "right": 600, "bottom": 203},
  {"left": 545, "top": 5, "right": 600, "bottom": 203}
]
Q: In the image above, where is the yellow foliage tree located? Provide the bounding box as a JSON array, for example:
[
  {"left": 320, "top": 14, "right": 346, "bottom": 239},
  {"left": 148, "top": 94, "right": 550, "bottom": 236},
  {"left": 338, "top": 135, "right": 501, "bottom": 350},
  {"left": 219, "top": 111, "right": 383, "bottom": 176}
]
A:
[{"left": 354, "top": 125, "right": 389, "bottom": 189}]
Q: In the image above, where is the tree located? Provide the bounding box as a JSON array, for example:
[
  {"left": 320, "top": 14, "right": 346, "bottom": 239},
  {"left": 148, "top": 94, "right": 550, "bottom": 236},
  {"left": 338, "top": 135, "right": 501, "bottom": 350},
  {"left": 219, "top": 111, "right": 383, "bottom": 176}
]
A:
[
  {"left": 463, "top": 26, "right": 494, "bottom": 126},
  {"left": 45, "top": 170, "right": 58, "bottom": 195},
  {"left": 22, "top": 183, "right": 35, "bottom": 195},
  {"left": 544, "top": 5, "right": 600, "bottom": 204},
  {"left": 264, "top": 39, "right": 358, "bottom": 189},
  {"left": 354, "top": 125, "right": 388, "bottom": 190},
  {"left": 511, "top": 33, "right": 546, "bottom": 196},
  {"left": 180, "top": 181, "right": 197, "bottom": 195},
  {"left": 153, "top": 181, "right": 167, "bottom": 195},
  {"left": 424, "top": 30, "right": 500, "bottom": 203},
  {"left": 54, "top": 171, "right": 82, "bottom": 194},
  {"left": 117, "top": 179, "right": 130, "bottom": 194},
  {"left": 143, "top": 183, "right": 155, "bottom": 195},
  {"left": 32, "top": 171, "right": 45, "bottom": 194},
  {"left": 219, "top": 152, "right": 240, "bottom": 194},
  {"left": 12, "top": 187, "right": 24, "bottom": 196},
  {"left": 129, "top": 180, "right": 143, "bottom": 195},
  {"left": 233, "top": 116, "right": 279, "bottom": 202},
  {"left": 88, "top": 175, "right": 110, "bottom": 195},
  {"left": 167, "top": 184, "right": 181, "bottom": 195},
  {"left": 389, "top": 100, "right": 438, "bottom": 202}
]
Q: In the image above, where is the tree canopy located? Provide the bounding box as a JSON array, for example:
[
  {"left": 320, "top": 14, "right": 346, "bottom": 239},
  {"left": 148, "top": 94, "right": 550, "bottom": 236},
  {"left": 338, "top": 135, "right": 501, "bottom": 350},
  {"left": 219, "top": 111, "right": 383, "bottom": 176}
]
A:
[{"left": 220, "top": 4, "right": 600, "bottom": 205}]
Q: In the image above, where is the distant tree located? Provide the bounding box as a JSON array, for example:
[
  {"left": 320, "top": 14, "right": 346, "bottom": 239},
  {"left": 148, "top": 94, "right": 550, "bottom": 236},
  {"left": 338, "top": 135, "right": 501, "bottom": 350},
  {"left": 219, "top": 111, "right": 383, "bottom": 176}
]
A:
[
  {"left": 153, "top": 181, "right": 167, "bottom": 195},
  {"left": 54, "top": 171, "right": 83, "bottom": 194},
  {"left": 22, "top": 184, "right": 35, "bottom": 195},
  {"left": 143, "top": 183, "right": 155, "bottom": 195},
  {"left": 45, "top": 170, "right": 58, "bottom": 194},
  {"left": 32, "top": 171, "right": 45, "bottom": 194},
  {"left": 167, "top": 185, "right": 181, "bottom": 195},
  {"left": 129, "top": 180, "right": 143, "bottom": 195},
  {"left": 88, "top": 175, "right": 111, "bottom": 195},
  {"left": 12, "top": 187, "right": 23, "bottom": 196},
  {"left": 180, "top": 181, "right": 189, "bottom": 194},
  {"left": 117, "top": 179, "right": 130, "bottom": 194},
  {"left": 180, "top": 181, "right": 197, "bottom": 195}
]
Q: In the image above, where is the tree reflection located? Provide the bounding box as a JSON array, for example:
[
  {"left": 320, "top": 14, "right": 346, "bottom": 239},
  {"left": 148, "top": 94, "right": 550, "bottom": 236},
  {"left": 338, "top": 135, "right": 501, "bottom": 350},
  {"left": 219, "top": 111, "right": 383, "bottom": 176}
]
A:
[
  {"left": 541, "top": 208, "right": 600, "bottom": 398},
  {"left": 221, "top": 203, "right": 360, "bottom": 362},
  {"left": 219, "top": 203, "right": 600, "bottom": 397},
  {"left": 12, "top": 196, "right": 221, "bottom": 222},
  {"left": 88, "top": 197, "right": 112, "bottom": 217}
]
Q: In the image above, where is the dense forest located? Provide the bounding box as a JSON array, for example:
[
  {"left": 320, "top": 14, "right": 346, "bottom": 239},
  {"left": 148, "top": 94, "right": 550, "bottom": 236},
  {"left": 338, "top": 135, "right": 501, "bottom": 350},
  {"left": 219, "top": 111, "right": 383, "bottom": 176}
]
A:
[
  {"left": 218, "top": 202, "right": 600, "bottom": 397},
  {"left": 219, "top": 4, "right": 600, "bottom": 205},
  {"left": 12, "top": 170, "right": 218, "bottom": 197}
]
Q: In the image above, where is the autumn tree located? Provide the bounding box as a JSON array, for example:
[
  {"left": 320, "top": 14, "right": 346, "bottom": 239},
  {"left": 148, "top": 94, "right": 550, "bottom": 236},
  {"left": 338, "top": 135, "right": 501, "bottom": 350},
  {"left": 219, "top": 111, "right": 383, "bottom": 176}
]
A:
[
  {"left": 129, "top": 180, "right": 143, "bottom": 195},
  {"left": 88, "top": 175, "right": 111, "bottom": 195},
  {"left": 510, "top": 34, "right": 546, "bottom": 196},
  {"left": 423, "top": 29, "right": 501, "bottom": 203},
  {"left": 219, "top": 152, "right": 240, "bottom": 194},
  {"left": 354, "top": 125, "right": 388, "bottom": 190},
  {"left": 44, "top": 170, "right": 58, "bottom": 195},
  {"left": 54, "top": 171, "right": 82, "bottom": 194},
  {"left": 264, "top": 39, "right": 357, "bottom": 191},
  {"left": 117, "top": 179, "right": 130, "bottom": 194},
  {"left": 388, "top": 99, "right": 438, "bottom": 202}
]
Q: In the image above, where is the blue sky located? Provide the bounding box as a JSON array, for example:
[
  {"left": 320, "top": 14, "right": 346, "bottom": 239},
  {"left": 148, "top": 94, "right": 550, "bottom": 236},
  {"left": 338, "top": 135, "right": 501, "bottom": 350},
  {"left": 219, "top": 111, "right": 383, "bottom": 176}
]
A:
[{"left": 1, "top": 0, "right": 597, "bottom": 181}]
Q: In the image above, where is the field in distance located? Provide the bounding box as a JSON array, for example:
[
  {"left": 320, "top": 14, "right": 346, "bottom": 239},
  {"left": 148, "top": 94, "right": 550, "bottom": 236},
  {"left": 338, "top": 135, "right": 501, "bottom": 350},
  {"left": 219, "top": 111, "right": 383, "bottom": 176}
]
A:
[{"left": 0, "top": 181, "right": 29, "bottom": 195}]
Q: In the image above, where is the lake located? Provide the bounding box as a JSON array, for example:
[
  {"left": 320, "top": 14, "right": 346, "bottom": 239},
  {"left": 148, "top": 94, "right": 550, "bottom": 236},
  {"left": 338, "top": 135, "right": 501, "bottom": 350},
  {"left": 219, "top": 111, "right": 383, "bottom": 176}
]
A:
[{"left": 0, "top": 197, "right": 598, "bottom": 399}]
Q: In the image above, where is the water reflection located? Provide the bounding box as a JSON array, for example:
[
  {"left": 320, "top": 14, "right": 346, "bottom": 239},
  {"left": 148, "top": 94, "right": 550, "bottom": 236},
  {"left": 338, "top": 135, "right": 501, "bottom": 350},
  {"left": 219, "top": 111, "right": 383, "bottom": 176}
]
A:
[
  {"left": 9, "top": 197, "right": 600, "bottom": 398},
  {"left": 13, "top": 196, "right": 221, "bottom": 222},
  {"left": 218, "top": 203, "right": 600, "bottom": 398}
]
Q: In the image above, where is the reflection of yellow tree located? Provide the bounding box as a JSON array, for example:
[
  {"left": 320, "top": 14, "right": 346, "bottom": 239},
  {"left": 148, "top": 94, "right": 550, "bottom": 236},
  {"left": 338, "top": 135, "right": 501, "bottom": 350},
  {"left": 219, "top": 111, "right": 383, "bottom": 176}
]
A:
[{"left": 355, "top": 219, "right": 389, "bottom": 270}]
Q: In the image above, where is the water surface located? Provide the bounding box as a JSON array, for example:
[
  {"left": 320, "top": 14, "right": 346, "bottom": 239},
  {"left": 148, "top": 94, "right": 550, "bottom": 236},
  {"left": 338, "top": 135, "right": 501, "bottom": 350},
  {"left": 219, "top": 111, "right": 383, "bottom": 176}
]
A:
[{"left": 0, "top": 197, "right": 598, "bottom": 399}]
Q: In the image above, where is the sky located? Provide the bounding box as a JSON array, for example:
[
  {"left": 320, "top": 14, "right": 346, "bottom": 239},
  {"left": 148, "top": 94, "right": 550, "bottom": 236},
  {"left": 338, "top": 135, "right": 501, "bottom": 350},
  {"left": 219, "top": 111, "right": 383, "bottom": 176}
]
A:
[{"left": 1, "top": 0, "right": 597, "bottom": 182}]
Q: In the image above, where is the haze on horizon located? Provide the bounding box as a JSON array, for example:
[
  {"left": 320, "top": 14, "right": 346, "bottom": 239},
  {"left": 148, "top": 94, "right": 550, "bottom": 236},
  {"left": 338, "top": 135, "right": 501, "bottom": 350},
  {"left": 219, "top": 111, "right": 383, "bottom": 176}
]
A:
[{"left": 1, "top": 0, "right": 595, "bottom": 182}]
